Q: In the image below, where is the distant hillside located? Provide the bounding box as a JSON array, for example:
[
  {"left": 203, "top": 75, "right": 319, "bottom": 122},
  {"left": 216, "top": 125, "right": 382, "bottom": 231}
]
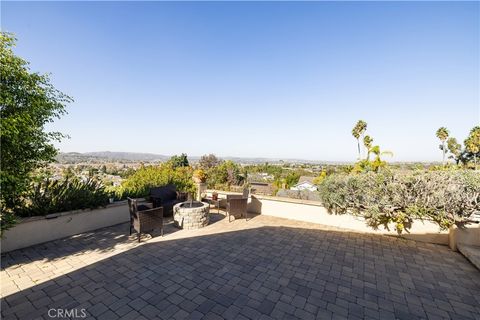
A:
[
  {"left": 55, "top": 151, "right": 346, "bottom": 165},
  {"left": 84, "top": 151, "right": 169, "bottom": 161},
  {"left": 56, "top": 151, "right": 169, "bottom": 163}
]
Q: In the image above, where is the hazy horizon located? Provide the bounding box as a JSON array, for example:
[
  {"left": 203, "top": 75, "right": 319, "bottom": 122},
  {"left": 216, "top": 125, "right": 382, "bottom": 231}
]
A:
[
  {"left": 3, "top": 1, "right": 479, "bottom": 162},
  {"left": 58, "top": 150, "right": 446, "bottom": 164}
]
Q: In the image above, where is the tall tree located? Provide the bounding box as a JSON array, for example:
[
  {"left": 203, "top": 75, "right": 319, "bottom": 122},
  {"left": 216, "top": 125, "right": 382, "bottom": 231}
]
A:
[
  {"left": 465, "top": 126, "right": 480, "bottom": 170},
  {"left": 352, "top": 120, "right": 367, "bottom": 160},
  {"left": 169, "top": 153, "right": 189, "bottom": 168},
  {"left": 436, "top": 127, "right": 449, "bottom": 166},
  {"left": 0, "top": 33, "right": 72, "bottom": 226},
  {"left": 199, "top": 154, "right": 221, "bottom": 169}
]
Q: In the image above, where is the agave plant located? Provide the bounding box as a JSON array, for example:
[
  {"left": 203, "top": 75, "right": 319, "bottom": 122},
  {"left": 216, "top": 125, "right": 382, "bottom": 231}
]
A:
[{"left": 19, "top": 177, "right": 109, "bottom": 217}]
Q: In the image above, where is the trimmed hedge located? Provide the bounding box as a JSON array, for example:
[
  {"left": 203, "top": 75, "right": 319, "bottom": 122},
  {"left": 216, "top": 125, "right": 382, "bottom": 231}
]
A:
[{"left": 318, "top": 170, "right": 480, "bottom": 233}]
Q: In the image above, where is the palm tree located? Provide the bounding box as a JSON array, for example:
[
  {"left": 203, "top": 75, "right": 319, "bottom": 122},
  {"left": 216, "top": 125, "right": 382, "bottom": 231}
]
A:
[
  {"left": 370, "top": 145, "right": 393, "bottom": 159},
  {"left": 465, "top": 126, "right": 480, "bottom": 170},
  {"left": 436, "top": 127, "right": 449, "bottom": 166},
  {"left": 363, "top": 135, "right": 373, "bottom": 161},
  {"left": 370, "top": 145, "right": 393, "bottom": 172},
  {"left": 352, "top": 120, "right": 367, "bottom": 160}
]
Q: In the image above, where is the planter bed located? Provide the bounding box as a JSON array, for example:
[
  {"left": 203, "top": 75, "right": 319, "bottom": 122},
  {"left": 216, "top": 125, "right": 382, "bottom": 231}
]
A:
[{"left": 1, "top": 201, "right": 131, "bottom": 253}]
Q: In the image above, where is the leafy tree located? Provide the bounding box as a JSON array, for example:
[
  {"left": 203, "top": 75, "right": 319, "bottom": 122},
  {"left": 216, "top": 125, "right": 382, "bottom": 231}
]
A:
[
  {"left": 284, "top": 171, "right": 301, "bottom": 188},
  {"left": 352, "top": 120, "right": 367, "bottom": 160},
  {"left": 206, "top": 160, "right": 243, "bottom": 189},
  {"left": 465, "top": 126, "right": 480, "bottom": 170},
  {"left": 436, "top": 127, "right": 449, "bottom": 166},
  {"left": 447, "top": 137, "right": 462, "bottom": 165},
  {"left": 221, "top": 161, "right": 243, "bottom": 186},
  {"left": 313, "top": 170, "right": 327, "bottom": 185},
  {"left": 273, "top": 172, "right": 300, "bottom": 191},
  {"left": 0, "top": 33, "right": 72, "bottom": 232},
  {"left": 199, "top": 154, "right": 221, "bottom": 169},
  {"left": 244, "top": 163, "right": 283, "bottom": 178},
  {"left": 168, "top": 153, "right": 189, "bottom": 168}
]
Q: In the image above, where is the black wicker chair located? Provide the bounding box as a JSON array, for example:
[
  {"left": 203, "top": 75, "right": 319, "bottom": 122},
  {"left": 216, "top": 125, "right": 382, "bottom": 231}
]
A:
[
  {"left": 149, "top": 185, "right": 187, "bottom": 216},
  {"left": 127, "top": 198, "right": 164, "bottom": 242}
]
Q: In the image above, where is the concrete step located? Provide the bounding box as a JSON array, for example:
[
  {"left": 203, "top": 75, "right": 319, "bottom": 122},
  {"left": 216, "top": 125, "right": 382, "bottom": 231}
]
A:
[{"left": 457, "top": 243, "right": 480, "bottom": 270}]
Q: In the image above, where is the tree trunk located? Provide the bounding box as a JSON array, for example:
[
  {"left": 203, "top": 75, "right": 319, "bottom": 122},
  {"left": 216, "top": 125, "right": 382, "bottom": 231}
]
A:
[
  {"left": 357, "top": 139, "right": 361, "bottom": 160},
  {"left": 475, "top": 154, "right": 477, "bottom": 171},
  {"left": 442, "top": 142, "right": 446, "bottom": 166},
  {"left": 361, "top": 133, "right": 365, "bottom": 160}
]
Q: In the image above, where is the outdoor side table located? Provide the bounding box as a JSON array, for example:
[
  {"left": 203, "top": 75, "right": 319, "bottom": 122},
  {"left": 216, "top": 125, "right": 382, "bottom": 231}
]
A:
[{"left": 204, "top": 198, "right": 220, "bottom": 214}]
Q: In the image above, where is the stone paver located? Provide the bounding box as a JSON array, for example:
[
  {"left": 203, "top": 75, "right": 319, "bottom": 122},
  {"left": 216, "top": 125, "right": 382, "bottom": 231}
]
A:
[{"left": 1, "top": 213, "right": 480, "bottom": 319}]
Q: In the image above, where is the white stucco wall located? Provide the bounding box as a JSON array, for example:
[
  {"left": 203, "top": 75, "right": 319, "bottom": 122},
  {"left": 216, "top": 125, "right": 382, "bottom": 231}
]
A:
[
  {"left": 207, "top": 190, "right": 449, "bottom": 245},
  {"left": 1, "top": 202, "right": 131, "bottom": 253},
  {"left": 449, "top": 224, "right": 480, "bottom": 251}
]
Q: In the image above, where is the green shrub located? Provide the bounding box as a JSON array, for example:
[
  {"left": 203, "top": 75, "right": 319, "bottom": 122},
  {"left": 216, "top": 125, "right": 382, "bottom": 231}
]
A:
[
  {"left": 0, "top": 211, "right": 16, "bottom": 236},
  {"left": 117, "top": 164, "right": 195, "bottom": 199},
  {"left": 18, "top": 177, "right": 109, "bottom": 217},
  {"left": 206, "top": 161, "right": 244, "bottom": 189},
  {"left": 319, "top": 170, "right": 480, "bottom": 233}
]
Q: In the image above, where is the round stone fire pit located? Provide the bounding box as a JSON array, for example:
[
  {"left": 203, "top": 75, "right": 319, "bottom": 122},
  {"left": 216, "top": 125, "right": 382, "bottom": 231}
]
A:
[{"left": 173, "top": 201, "right": 210, "bottom": 230}]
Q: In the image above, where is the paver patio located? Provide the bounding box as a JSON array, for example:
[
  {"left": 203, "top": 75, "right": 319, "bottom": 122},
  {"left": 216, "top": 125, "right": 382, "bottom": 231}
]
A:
[{"left": 1, "top": 213, "right": 479, "bottom": 320}]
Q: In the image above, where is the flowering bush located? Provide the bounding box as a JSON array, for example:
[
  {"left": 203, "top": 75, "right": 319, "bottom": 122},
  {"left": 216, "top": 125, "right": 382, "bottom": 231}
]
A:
[
  {"left": 318, "top": 170, "right": 480, "bottom": 233},
  {"left": 193, "top": 169, "right": 207, "bottom": 183}
]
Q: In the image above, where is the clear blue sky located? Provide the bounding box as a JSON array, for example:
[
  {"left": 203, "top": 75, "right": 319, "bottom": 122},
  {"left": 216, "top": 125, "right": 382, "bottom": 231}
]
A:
[{"left": 2, "top": 1, "right": 479, "bottom": 162}]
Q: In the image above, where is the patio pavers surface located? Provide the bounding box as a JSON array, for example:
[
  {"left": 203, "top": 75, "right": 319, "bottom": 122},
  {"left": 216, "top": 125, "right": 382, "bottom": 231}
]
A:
[{"left": 1, "top": 213, "right": 479, "bottom": 320}]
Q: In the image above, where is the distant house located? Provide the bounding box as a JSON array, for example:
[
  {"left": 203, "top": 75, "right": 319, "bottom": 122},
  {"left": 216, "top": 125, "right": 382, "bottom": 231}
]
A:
[
  {"left": 291, "top": 176, "right": 317, "bottom": 191},
  {"left": 247, "top": 173, "right": 274, "bottom": 182}
]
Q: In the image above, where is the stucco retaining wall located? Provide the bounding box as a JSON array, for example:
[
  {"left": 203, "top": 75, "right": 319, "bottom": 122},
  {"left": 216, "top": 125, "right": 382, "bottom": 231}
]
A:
[
  {"left": 449, "top": 224, "right": 480, "bottom": 251},
  {"left": 1, "top": 202, "right": 131, "bottom": 253}
]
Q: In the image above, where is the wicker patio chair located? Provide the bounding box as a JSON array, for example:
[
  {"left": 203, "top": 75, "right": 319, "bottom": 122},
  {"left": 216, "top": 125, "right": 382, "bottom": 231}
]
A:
[
  {"left": 226, "top": 189, "right": 249, "bottom": 222},
  {"left": 127, "top": 197, "right": 164, "bottom": 242},
  {"left": 149, "top": 185, "right": 187, "bottom": 216}
]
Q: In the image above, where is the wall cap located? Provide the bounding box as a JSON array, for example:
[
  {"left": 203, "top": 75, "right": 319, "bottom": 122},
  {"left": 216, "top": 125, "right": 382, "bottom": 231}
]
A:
[
  {"left": 13, "top": 200, "right": 133, "bottom": 225},
  {"left": 206, "top": 189, "right": 325, "bottom": 207}
]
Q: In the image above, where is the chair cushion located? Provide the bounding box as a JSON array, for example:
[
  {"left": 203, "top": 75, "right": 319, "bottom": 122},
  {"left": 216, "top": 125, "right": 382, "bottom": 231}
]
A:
[
  {"left": 150, "top": 185, "right": 177, "bottom": 201},
  {"left": 137, "top": 204, "right": 151, "bottom": 211}
]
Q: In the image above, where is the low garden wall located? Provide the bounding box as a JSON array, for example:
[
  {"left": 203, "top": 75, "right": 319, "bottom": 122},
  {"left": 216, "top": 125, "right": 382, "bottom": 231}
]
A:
[
  {"left": 206, "top": 190, "right": 449, "bottom": 245},
  {"left": 1, "top": 201, "right": 131, "bottom": 253},
  {"left": 449, "top": 224, "right": 480, "bottom": 251},
  {"left": 3, "top": 191, "right": 477, "bottom": 253}
]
